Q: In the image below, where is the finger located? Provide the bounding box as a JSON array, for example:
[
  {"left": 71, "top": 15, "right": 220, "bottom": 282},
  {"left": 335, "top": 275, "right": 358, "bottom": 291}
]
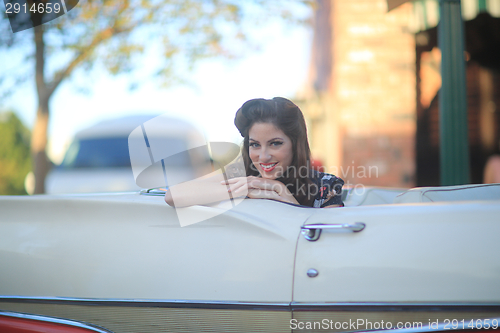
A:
[
  {"left": 220, "top": 176, "right": 250, "bottom": 185},
  {"left": 228, "top": 177, "right": 262, "bottom": 191},
  {"left": 226, "top": 183, "right": 239, "bottom": 193},
  {"left": 230, "top": 182, "right": 249, "bottom": 198},
  {"left": 248, "top": 179, "right": 283, "bottom": 193},
  {"left": 226, "top": 179, "right": 249, "bottom": 193},
  {"left": 220, "top": 178, "right": 239, "bottom": 185}
]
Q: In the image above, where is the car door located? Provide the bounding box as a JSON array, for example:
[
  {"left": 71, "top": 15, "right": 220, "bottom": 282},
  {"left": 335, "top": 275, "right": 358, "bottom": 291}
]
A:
[
  {"left": 0, "top": 195, "right": 310, "bottom": 333},
  {"left": 292, "top": 202, "right": 500, "bottom": 332}
]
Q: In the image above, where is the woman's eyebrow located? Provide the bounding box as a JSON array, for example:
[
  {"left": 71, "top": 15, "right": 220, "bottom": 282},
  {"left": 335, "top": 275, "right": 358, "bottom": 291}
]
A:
[{"left": 249, "top": 137, "right": 283, "bottom": 142}]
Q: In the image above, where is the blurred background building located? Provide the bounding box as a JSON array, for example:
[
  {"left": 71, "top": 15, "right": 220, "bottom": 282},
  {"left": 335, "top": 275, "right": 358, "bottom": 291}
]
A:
[
  {"left": 299, "top": 0, "right": 416, "bottom": 188},
  {"left": 299, "top": 0, "right": 500, "bottom": 188}
]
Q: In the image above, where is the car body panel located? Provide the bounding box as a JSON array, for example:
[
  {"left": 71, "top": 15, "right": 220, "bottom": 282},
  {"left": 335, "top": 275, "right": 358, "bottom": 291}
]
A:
[
  {"left": 294, "top": 201, "right": 500, "bottom": 303},
  {"left": 0, "top": 194, "right": 313, "bottom": 302},
  {"left": 1, "top": 184, "right": 500, "bottom": 332}
]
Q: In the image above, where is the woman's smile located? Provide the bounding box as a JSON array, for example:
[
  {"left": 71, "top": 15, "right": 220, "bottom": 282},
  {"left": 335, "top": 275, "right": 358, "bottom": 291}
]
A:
[
  {"left": 248, "top": 122, "right": 293, "bottom": 179},
  {"left": 260, "top": 162, "right": 278, "bottom": 172}
]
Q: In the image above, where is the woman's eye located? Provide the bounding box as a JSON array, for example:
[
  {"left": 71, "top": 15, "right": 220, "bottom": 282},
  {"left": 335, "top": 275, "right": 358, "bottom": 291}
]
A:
[
  {"left": 249, "top": 142, "right": 260, "bottom": 148},
  {"left": 271, "top": 141, "right": 283, "bottom": 146}
]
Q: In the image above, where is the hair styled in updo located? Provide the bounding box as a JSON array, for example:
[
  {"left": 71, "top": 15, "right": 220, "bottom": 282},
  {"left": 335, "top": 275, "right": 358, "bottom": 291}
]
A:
[{"left": 234, "top": 97, "right": 314, "bottom": 206}]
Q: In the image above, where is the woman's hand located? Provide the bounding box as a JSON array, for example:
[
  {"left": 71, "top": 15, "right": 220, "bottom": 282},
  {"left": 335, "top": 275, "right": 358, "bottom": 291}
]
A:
[{"left": 221, "top": 176, "right": 299, "bottom": 205}]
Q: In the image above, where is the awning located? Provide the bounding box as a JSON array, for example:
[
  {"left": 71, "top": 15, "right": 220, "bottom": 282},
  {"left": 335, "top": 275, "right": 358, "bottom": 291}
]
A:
[{"left": 388, "top": 0, "right": 500, "bottom": 32}]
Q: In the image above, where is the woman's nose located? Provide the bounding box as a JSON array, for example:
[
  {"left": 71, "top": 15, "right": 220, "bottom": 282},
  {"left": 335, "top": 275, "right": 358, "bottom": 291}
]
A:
[{"left": 259, "top": 147, "right": 272, "bottom": 162}]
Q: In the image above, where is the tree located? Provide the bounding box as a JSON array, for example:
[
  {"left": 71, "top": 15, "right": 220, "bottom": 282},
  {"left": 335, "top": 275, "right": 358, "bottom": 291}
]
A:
[
  {"left": 0, "top": 0, "right": 311, "bottom": 193},
  {"left": 0, "top": 111, "right": 31, "bottom": 195}
]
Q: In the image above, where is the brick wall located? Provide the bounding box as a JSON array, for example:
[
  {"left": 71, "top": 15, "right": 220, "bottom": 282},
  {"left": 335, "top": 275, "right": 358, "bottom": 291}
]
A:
[{"left": 300, "top": 0, "right": 416, "bottom": 188}]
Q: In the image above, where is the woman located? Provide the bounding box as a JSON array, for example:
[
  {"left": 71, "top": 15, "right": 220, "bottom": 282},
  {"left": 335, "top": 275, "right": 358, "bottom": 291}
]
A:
[{"left": 164, "top": 97, "right": 344, "bottom": 208}]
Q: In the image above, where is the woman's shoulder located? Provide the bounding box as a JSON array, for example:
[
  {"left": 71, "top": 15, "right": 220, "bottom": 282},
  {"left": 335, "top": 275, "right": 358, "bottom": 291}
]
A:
[{"left": 309, "top": 170, "right": 344, "bottom": 208}]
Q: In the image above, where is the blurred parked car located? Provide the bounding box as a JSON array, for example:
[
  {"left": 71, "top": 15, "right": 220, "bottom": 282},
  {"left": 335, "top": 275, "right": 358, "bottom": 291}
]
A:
[{"left": 44, "top": 115, "right": 206, "bottom": 194}]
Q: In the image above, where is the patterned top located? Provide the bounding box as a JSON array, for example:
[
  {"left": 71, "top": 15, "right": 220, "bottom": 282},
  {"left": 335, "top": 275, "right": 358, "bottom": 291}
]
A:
[{"left": 310, "top": 171, "right": 345, "bottom": 208}]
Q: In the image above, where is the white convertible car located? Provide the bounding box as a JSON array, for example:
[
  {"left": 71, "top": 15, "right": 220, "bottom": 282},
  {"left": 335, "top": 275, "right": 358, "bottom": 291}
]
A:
[{"left": 0, "top": 184, "right": 500, "bottom": 332}]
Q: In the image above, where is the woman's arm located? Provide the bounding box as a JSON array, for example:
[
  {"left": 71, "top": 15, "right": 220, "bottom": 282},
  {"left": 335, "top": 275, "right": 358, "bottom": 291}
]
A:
[{"left": 164, "top": 172, "right": 246, "bottom": 207}]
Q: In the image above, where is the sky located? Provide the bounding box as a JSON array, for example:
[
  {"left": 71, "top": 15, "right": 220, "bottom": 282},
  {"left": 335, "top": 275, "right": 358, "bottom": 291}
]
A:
[{"left": 1, "top": 7, "right": 313, "bottom": 164}]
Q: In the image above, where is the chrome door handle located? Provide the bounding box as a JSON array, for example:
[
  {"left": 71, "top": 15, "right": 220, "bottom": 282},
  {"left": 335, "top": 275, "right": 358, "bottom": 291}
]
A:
[{"left": 301, "top": 222, "right": 366, "bottom": 241}]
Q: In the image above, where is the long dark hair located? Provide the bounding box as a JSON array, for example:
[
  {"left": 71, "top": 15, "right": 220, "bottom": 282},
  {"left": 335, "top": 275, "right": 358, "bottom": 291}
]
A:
[{"left": 234, "top": 97, "right": 315, "bottom": 206}]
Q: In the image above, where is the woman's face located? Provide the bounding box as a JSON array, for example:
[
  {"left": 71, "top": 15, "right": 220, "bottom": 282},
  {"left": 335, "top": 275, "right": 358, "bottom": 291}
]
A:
[{"left": 248, "top": 122, "right": 293, "bottom": 179}]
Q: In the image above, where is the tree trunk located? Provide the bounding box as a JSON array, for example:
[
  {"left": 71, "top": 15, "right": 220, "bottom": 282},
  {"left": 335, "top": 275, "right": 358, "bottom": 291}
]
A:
[
  {"left": 32, "top": 25, "right": 51, "bottom": 194},
  {"left": 31, "top": 102, "right": 50, "bottom": 194}
]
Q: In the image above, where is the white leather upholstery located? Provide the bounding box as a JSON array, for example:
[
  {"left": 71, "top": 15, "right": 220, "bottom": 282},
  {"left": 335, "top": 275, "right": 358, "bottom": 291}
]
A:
[
  {"left": 344, "top": 187, "right": 407, "bottom": 206},
  {"left": 393, "top": 183, "right": 500, "bottom": 204}
]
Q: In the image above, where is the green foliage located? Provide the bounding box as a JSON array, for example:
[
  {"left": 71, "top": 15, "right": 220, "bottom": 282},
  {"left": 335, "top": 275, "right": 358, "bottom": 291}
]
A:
[{"left": 0, "top": 111, "right": 31, "bottom": 195}]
